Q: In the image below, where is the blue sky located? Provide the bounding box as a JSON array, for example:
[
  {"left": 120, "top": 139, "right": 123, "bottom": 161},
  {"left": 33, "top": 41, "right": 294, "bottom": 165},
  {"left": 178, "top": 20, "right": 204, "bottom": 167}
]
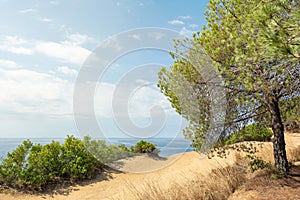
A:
[{"left": 0, "top": 0, "right": 209, "bottom": 139}]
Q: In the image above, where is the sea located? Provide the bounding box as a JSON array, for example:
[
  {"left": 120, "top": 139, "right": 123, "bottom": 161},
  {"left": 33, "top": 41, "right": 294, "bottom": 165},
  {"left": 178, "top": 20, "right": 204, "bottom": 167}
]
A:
[{"left": 0, "top": 138, "right": 194, "bottom": 161}]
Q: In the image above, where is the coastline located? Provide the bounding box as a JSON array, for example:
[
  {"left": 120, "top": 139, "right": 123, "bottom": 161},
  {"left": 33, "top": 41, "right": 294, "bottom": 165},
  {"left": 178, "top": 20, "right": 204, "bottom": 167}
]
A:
[{"left": 0, "top": 132, "right": 299, "bottom": 200}]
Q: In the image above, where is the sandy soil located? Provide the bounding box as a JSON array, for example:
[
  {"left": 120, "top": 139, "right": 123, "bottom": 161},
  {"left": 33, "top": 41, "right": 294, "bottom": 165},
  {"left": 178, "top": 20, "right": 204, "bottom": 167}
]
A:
[{"left": 1, "top": 132, "right": 299, "bottom": 200}]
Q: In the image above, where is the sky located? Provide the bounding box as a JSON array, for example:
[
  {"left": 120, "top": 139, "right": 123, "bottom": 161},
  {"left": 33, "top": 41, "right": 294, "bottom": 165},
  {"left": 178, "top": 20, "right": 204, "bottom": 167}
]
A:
[{"left": 0, "top": 0, "right": 209, "bottom": 139}]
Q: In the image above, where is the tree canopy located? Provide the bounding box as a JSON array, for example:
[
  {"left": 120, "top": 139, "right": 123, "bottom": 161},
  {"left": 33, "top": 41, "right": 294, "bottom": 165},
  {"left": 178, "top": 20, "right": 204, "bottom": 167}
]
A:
[{"left": 158, "top": 0, "right": 299, "bottom": 174}]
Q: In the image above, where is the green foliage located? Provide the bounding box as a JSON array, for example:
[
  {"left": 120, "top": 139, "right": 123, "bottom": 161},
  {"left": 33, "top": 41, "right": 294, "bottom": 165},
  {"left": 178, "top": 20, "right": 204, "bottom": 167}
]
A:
[
  {"left": 82, "top": 136, "right": 133, "bottom": 163},
  {"left": 60, "top": 136, "right": 101, "bottom": 181},
  {"left": 0, "top": 136, "right": 102, "bottom": 191},
  {"left": 280, "top": 97, "right": 300, "bottom": 131},
  {"left": 118, "top": 144, "right": 130, "bottom": 152},
  {"left": 158, "top": 0, "right": 299, "bottom": 174},
  {"left": 246, "top": 155, "right": 272, "bottom": 173},
  {"left": 0, "top": 140, "right": 33, "bottom": 186},
  {"left": 263, "top": 96, "right": 300, "bottom": 120},
  {"left": 257, "top": 96, "right": 300, "bottom": 131},
  {"left": 130, "top": 140, "right": 160, "bottom": 154},
  {"left": 225, "top": 124, "right": 273, "bottom": 145},
  {"left": 0, "top": 135, "right": 161, "bottom": 192}
]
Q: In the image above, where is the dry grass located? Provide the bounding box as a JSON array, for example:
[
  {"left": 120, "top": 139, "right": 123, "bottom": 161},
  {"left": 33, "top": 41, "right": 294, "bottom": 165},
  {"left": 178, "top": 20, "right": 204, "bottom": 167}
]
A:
[
  {"left": 230, "top": 165, "right": 300, "bottom": 200},
  {"left": 130, "top": 145, "right": 300, "bottom": 200},
  {"left": 287, "top": 146, "right": 300, "bottom": 163},
  {"left": 131, "top": 156, "right": 248, "bottom": 200},
  {"left": 230, "top": 145, "right": 300, "bottom": 200}
]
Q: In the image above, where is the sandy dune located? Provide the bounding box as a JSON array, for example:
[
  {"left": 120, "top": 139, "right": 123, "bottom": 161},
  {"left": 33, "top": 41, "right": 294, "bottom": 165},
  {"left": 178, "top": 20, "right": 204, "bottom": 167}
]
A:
[{"left": 1, "top": 132, "right": 299, "bottom": 200}]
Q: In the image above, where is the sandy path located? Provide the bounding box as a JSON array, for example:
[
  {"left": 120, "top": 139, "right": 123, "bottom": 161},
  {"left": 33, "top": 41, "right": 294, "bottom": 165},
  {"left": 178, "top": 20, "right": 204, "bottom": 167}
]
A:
[{"left": 1, "top": 133, "right": 299, "bottom": 200}]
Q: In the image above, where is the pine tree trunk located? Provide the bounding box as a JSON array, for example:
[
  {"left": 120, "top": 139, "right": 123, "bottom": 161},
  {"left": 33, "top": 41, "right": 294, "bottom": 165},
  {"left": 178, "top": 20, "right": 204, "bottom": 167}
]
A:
[{"left": 268, "top": 97, "right": 289, "bottom": 175}]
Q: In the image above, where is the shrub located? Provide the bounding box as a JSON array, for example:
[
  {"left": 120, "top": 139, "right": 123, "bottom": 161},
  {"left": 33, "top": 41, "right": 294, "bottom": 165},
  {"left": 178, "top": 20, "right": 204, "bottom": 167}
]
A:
[
  {"left": 225, "top": 123, "right": 273, "bottom": 145},
  {"left": 60, "top": 136, "right": 102, "bottom": 181},
  {"left": 130, "top": 140, "right": 160, "bottom": 154},
  {"left": 0, "top": 136, "right": 102, "bottom": 191},
  {"left": 246, "top": 155, "right": 272, "bottom": 172},
  {"left": 0, "top": 137, "right": 161, "bottom": 192},
  {"left": 82, "top": 136, "right": 133, "bottom": 163},
  {"left": 0, "top": 140, "right": 33, "bottom": 186},
  {"left": 82, "top": 137, "right": 161, "bottom": 162}
]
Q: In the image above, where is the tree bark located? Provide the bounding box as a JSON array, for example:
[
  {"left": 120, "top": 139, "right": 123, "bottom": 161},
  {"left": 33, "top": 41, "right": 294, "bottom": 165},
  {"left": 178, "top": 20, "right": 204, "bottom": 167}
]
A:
[{"left": 268, "top": 97, "right": 289, "bottom": 175}]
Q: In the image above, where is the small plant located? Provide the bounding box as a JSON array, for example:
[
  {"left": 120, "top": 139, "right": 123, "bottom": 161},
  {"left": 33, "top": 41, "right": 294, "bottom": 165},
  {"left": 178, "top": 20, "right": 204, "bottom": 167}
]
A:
[
  {"left": 118, "top": 144, "right": 130, "bottom": 152},
  {"left": 246, "top": 155, "right": 272, "bottom": 172},
  {"left": 130, "top": 140, "right": 160, "bottom": 154}
]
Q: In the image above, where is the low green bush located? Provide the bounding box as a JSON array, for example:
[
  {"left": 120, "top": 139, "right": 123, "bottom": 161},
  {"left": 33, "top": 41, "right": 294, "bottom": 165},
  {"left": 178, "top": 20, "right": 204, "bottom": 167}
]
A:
[
  {"left": 246, "top": 155, "right": 272, "bottom": 172},
  {"left": 82, "top": 136, "right": 133, "bottom": 163},
  {"left": 130, "top": 140, "right": 160, "bottom": 154},
  {"left": 82, "top": 137, "right": 160, "bottom": 162},
  {"left": 0, "top": 136, "right": 160, "bottom": 191},
  {"left": 225, "top": 124, "right": 273, "bottom": 145},
  {"left": 0, "top": 136, "right": 102, "bottom": 191}
]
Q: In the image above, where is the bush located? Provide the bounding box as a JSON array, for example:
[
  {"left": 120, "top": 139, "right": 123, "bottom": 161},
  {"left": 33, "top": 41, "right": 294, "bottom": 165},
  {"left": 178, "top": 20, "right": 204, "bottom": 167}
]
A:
[
  {"left": 0, "top": 136, "right": 102, "bottom": 191},
  {"left": 0, "top": 136, "right": 161, "bottom": 191},
  {"left": 82, "top": 136, "right": 133, "bottom": 163},
  {"left": 246, "top": 155, "right": 272, "bottom": 172},
  {"left": 0, "top": 140, "right": 33, "bottom": 187},
  {"left": 225, "top": 124, "right": 273, "bottom": 145},
  {"left": 130, "top": 140, "right": 160, "bottom": 154},
  {"left": 60, "top": 136, "right": 102, "bottom": 181},
  {"left": 82, "top": 137, "right": 160, "bottom": 162}
]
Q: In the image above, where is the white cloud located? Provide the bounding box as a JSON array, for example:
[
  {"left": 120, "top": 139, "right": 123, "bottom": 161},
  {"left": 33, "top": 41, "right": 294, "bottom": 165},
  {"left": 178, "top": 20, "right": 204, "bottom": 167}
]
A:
[
  {"left": 94, "top": 82, "right": 115, "bottom": 117},
  {"left": 35, "top": 41, "right": 91, "bottom": 65},
  {"left": 0, "top": 46, "right": 33, "bottom": 55},
  {"left": 180, "top": 27, "right": 194, "bottom": 37},
  {"left": 0, "top": 34, "right": 93, "bottom": 64},
  {"left": 168, "top": 20, "right": 184, "bottom": 25},
  {"left": 128, "top": 86, "right": 175, "bottom": 118},
  {"left": 0, "top": 36, "right": 33, "bottom": 55},
  {"left": 135, "top": 79, "right": 152, "bottom": 85},
  {"left": 65, "top": 33, "right": 90, "bottom": 45},
  {"left": 57, "top": 66, "right": 78, "bottom": 76},
  {"left": 101, "top": 36, "right": 124, "bottom": 52},
  {"left": 19, "top": 8, "right": 36, "bottom": 14},
  {"left": 0, "top": 59, "right": 19, "bottom": 68},
  {"left": 138, "top": 1, "right": 155, "bottom": 6},
  {"left": 94, "top": 82, "right": 175, "bottom": 119},
  {"left": 178, "top": 15, "right": 191, "bottom": 20},
  {"left": 4, "top": 36, "right": 27, "bottom": 45},
  {"left": 189, "top": 24, "right": 198, "bottom": 28},
  {"left": 0, "top": 68, "right": 176, "bottom": 122},
  {"left": 148, "top": 32, "right": 165, "bottom": 40},
  {"left": 0, "top": 69, "right": 73, "bottom": 117},
  {"left": 50, "top": 1, "right": 60, "bottom": 5},
  {"left": 39, "top": 18, "right": 52, "bottom": 23},
  {"left": 129, "top": 34, "right": 141, "bottom": 40},
  {"left": 168, "top": 16, "right": 192, "bottom": 26}
]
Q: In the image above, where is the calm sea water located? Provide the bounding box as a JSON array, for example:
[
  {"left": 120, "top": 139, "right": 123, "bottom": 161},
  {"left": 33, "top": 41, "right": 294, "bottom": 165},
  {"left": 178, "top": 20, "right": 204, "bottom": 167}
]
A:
[{"left": 0, "top": 138, "right": 194, "bottom": 161}]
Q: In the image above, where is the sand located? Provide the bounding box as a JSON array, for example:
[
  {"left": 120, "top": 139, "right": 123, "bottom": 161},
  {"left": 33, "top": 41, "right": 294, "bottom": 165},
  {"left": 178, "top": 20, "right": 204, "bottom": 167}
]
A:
[{"left": 0, "top": 132, "right": 299, "bottom": 200}]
